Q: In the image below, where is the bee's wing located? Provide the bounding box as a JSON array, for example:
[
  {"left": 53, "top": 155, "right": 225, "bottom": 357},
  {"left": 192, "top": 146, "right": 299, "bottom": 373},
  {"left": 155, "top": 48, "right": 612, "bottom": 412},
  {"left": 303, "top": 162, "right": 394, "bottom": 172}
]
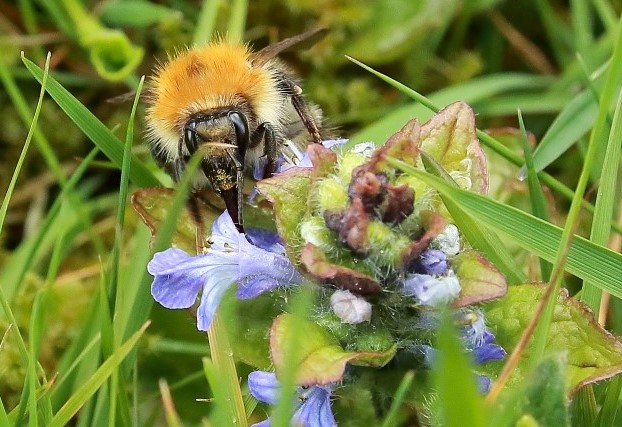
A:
[
  {"left": 251, "top": 28, "right": 327, "bottom": 67},
  {"left": 106, "top": 91, "right": 149, "bottom": 104}
]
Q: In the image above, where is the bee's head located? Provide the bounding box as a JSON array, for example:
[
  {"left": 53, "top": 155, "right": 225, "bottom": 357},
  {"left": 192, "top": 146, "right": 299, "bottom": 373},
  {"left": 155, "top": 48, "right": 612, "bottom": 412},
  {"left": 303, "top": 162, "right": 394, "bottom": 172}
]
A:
[{"left": 183, "top": 110, "right": 250, "bottom": 232}]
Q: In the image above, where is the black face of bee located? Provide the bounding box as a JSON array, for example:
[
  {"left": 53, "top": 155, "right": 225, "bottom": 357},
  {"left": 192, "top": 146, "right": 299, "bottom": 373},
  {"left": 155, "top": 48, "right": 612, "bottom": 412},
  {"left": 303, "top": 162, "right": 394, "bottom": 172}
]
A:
[{"left": 182, "top": 110, "right": 250, "bottom": 232}]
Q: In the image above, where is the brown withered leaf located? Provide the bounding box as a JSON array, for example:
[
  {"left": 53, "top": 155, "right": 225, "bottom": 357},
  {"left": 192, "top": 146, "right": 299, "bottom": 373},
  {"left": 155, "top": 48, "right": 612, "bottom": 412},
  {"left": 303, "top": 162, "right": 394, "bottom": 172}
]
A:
[
  {"left": 400, "top": 211, "right": 446, "bottom": 270},
  {"left": 301, "top": 243, "right": 382, "bottom": 295},
  {"left": 368, "top": 118, "right": 421, "bottom": 172},
  {"left": 324, "top": 197, "right": 370, "bottom": 255},
  {"left": 382, "top": 183, "right": 415, "bottom": 223},
  {"left": 308, "top": 143, "right": 338, "bottom": 178}
]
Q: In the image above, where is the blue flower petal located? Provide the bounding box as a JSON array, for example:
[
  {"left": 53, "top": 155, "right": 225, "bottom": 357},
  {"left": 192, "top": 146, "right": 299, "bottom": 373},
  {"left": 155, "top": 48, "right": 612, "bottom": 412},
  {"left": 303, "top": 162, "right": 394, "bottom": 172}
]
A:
[
  {"left": 415, "top": 249, "right": 448, "bottom": 275},
  {"left": 239, "top": 239, "right": 303, "bottom": 284},
  {"left": 236, "top": 275, "right": 281, "bottom": 299},
  {"left": 149, "top": 248, "right": 210, "bottom": 309},
  {"left": 209, "top": 211, "right": 243, "bottom": 251},
  {"left": 196, "top": 272, "right": 237, "bottom": 331},
  {"left": 472, "top": 343, "right": 506, "bottom": 364},
  {"left": 246, "top": 228, "right": 285, "bottom": 254},
  {"left": 250, "top": 420, "right": 272, "bottom": 427},
  {"left": 402, "top": 273, "right": 461, "bottom": 307},
  {"left": 476, "top": 374, "right": 492, "bottom": 394},
  {"left": 295, "top": 386, "right": 337, "bottom": 427},
  {"left": 248, "top": 371, "right": 280, "bottom": 405}
]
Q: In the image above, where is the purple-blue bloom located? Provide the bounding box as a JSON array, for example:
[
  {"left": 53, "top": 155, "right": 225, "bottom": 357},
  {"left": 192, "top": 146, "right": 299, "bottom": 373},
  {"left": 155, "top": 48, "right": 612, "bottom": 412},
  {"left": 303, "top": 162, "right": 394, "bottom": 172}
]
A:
[
  {"left": 248, "top": 371, "right": 337, "bottom": 427},
  {"left": 402, "top": 272, "right": 461, "bottom": 307},
  {"left": 475, "top": 374, "right": 492, "bottom": 394},
  {"left": 457, "top": 309, "right": 506, "bottom": 363},
  {"left": 413, "top": 249, "right": 448, "bottom": 275},
  {"left": 148, "top": 211, "right": 303, "bottom": 331}
]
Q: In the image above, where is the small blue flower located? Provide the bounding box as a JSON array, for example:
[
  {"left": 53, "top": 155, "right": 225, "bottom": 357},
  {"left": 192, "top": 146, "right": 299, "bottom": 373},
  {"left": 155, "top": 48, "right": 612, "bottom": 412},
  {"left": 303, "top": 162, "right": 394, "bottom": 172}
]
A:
[
  {"left": 457, "top": 309, "right": 506, "bottom": 363},
  {"left": 475, "top": 374, "right": 492, "bottom": 394},
  {"left": 148, "top": 211, "right": 303, "bottom": 331},
  {"left": 402, "top": 272, "right": 461, "bottom": 307},
  {"left": 248, "top": 371, "right": 337, "bottom": 427},
  {"left": 413, "top": 249, "right": 448, "bottom": 275}
]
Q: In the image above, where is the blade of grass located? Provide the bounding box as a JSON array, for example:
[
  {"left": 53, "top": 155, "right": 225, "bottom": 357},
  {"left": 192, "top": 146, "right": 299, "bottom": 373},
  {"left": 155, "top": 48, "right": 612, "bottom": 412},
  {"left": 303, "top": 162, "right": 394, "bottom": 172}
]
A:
[
  {"left": 581, "top": 86, "right": 622, "bottom": 311},
  {"left": 0, "top": 147, "right": 99, "bottom": 302},
  {"left": 434, "top": 311, "right": 486, "bottom": 427},
  {"left": 0, "top": 52, "right": 50, "bottom": 236},
  {"left": 206, "top": 307, "right": 247, "bottom": 427},
  {"left": 111, "top": 76, "right": 145, "bottom": 321},
  {"left": 534, "top": 0, "right": 574, "bottom": 66},
  {"left": 158, "top": 379, "right": 182, "bottom": 427},
  {"left": 226, "top": 0, "right": 247, "bottom": 43},
  {"left": 103, "top": 77, "right": 146, "bottom": 427},
  {"left": 270, "top": 285, "right": 316, "bottom": 427},
  {"left": 121, "top": 147, "right": 203, "bottom": 346},
  {"left": 48, "top": 322, "right": 150, "bottom": 427},
  {"left": 517, "top": 110, "right": 552, "bottom": 281},
  {"left": 570, "top": 0, "right": 593, "bottom": 55},
  {"left": 596, "top": 375, "right": 622, "bottom": 427},
  {"left": 193, "top": 0, "right": 222, "bottom": 45},
  {"left": 0, "top": 399, "right": 8, "bottom": 427},
  {"left": 348, "top": 63, "right": 553, "bottom": 144},
  {"left": 203, "top": 357, "right": 231, "bottom": 425},
  {"left": 592, "top": 0, "right": 618, "bottom": 34},
  {"left": 380, "top": 371, "right": 414, "bottom": 427}
]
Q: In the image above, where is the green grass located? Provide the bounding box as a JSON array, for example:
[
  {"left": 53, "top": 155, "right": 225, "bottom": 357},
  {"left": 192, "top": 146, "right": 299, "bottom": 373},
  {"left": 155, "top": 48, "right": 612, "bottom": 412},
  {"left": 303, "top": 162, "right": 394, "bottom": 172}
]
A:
[{"left": 2, "top": 1, "right": 622, "bottom": 426}]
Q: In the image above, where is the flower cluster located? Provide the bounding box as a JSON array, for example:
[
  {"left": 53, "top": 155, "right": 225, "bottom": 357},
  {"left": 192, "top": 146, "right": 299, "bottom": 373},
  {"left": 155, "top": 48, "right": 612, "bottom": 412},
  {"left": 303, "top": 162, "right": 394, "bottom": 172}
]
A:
[{"left": 144, "top": 103, "right": 508, "bottom": 425}]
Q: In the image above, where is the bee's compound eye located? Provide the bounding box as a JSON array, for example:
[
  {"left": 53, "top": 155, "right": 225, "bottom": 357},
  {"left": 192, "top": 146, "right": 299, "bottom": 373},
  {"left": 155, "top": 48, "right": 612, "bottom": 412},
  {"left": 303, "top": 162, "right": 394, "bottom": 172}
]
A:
[
  {"left": 184, "top": 119, "right": 199, "bottom": 154},
  {"left": 227, "top": 111, "right": 250, "bottom": 156}
]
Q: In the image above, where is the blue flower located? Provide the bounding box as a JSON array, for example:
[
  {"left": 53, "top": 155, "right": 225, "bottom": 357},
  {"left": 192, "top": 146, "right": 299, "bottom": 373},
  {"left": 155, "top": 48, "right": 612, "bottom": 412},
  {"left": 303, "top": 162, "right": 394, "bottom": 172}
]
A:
[
  {"left": 147, "top": 211, "right": 303, "bottom": 331},
  {"left": 248, "top": 371, "right": 337, "bottom": 427},
  {"left": 402, "top": 272, "right": 461, "bottom": 307},
  {"left": 457, "top": 309, "right": 506, "bottom": 364},
  {"left": 413, "top": 249, "right": 448, "bottom": 275}
]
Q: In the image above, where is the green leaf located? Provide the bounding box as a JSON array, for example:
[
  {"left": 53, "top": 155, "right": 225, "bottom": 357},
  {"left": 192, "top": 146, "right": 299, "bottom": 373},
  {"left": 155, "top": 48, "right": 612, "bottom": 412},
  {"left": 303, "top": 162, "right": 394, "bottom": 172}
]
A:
[
  {"left": 20, "top": 55, "right": 160, "bottom": 188},
  {"left": 520, "top": 357, "right": 570, "bottom": 427},
  {"left": 270, "top": 314, "right": 395, "bottom": 386},
  {"left": 485, "top": 284, "right": 622, "bottom": 395},
  {"left": 100, "top": 0, "right": 182, "bottom": 28},
  {"left": 419, "top": 101, "right": 488, "bottom": 194},
  {"left": 130, "top": 188, "right": 217, "bottom": 253},
  {"left": 452, "top": 250, "right": 507, "bottom": 307},
  {"left": 256, "top": 168, "right": 312, "bottom": 263},
  {"left": 226, "top": 293, "right": 281, "bottom": 369}
]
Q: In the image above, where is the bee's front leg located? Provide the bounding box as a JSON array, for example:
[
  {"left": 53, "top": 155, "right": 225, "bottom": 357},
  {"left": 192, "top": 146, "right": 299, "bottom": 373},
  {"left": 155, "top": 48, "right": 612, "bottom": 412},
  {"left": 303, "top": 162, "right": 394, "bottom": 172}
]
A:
[{"left": 251, "top": 122, "right": 277, "bottom": 179}]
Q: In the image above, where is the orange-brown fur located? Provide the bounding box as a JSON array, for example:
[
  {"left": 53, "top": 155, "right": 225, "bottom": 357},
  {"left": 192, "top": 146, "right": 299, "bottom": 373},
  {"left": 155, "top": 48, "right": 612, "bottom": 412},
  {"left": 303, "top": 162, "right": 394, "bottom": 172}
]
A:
[{"left": 146, "top": 42, "right": 285, "bottom": 160}]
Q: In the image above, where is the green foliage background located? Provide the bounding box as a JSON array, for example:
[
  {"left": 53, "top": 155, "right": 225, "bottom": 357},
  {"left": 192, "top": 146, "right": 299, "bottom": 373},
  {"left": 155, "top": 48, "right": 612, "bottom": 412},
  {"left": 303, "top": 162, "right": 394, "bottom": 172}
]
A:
[{"left": 2, "top": 0, "right": 622, "bottom": 425}]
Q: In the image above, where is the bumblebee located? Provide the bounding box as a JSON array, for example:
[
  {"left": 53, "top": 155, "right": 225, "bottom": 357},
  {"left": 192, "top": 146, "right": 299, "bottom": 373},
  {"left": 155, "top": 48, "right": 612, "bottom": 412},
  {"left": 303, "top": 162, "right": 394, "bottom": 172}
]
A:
[{"left": 145, "top": 28, "right": 325, "bottom": 232}]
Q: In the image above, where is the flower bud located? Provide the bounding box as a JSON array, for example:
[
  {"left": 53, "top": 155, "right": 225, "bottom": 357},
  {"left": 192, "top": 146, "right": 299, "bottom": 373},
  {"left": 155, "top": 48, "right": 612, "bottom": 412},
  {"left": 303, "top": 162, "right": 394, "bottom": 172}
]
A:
[{"left": 330, "top": 290, "right": 372, "bottom": 324}]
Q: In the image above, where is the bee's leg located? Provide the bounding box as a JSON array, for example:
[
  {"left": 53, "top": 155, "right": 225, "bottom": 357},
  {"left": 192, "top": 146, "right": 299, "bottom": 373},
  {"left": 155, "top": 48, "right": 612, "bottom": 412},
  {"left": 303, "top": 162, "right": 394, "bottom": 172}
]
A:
[
  {"left": 250, "top": 123, "right": 277, "bottom": 178},
  {"left": 287, "top": 83, "right": 322, "bottom": 144}
]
